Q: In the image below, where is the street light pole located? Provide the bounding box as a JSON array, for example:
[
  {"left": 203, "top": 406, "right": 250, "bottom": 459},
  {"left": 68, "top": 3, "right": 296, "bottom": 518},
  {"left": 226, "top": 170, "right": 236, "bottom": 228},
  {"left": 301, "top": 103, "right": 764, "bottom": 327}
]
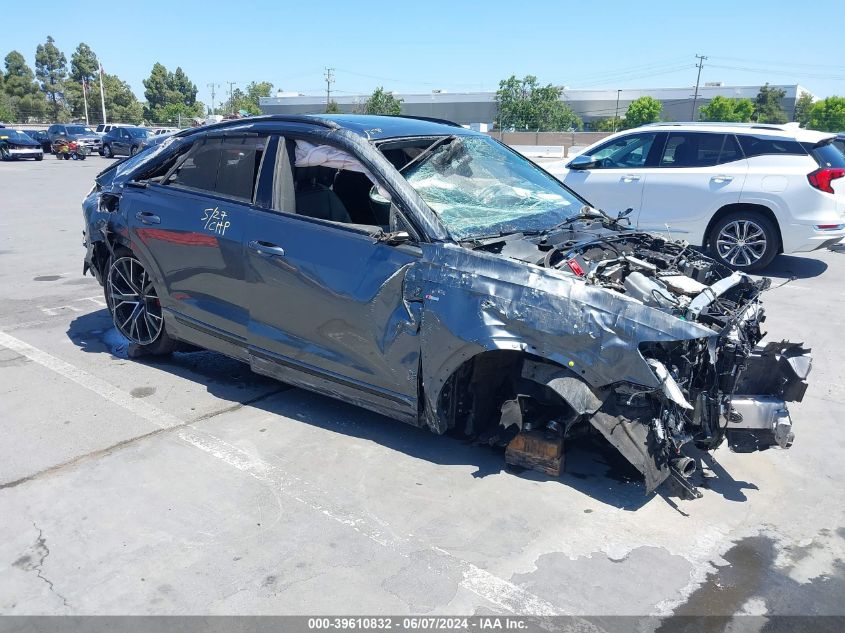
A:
[{"left": 614, "top": 89, "right": 621, "bottom": 132}]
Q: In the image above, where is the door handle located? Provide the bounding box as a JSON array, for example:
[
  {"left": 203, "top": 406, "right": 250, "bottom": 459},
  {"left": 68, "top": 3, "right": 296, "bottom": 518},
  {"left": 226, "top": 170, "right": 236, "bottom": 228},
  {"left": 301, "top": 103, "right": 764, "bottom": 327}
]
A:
[
  {"left": 621, "top": 174, "right": 641, "bottom": 182},
  {"left": 712, "top": 175, "right": 733, "bottom": 183},
  {"left": 248, "top": 240, "right": 285, "bottom": 257},
  {"left": 135, "top": 211, "right": 160, "bottom": 225}
]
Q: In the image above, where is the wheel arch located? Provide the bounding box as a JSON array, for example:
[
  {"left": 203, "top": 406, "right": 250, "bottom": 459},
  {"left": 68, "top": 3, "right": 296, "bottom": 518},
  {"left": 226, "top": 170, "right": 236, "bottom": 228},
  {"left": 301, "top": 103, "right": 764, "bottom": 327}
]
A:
[
  {"left": 427, "top": 348, "right": 605, "bottom": 435},
  {"left": 704, "top": 203, "right": 784, "bottom": 254}
]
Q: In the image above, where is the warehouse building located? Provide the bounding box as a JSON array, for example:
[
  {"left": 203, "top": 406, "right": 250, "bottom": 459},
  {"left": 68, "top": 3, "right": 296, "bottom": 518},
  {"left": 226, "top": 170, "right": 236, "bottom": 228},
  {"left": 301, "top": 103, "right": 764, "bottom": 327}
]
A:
[{"left": 259, "top": 84, "right": 813, "bottom": 129}]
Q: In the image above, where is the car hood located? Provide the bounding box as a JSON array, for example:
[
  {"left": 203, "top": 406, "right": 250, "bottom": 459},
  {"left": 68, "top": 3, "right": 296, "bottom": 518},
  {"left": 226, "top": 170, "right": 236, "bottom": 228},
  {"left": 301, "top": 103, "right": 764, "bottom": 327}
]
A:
[{"left": 2, "top": 136, "right": 39, "bottom": 147}]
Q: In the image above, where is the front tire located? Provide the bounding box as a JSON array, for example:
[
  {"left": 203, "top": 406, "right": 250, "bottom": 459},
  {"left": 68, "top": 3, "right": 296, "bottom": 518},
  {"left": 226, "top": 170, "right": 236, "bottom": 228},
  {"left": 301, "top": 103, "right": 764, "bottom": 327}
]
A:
[
  {"left": 709, "top": 211, "right": 779, "bottom": 272},
  {"left": 103, "top": 144, "right": 113, "bottom": 158},
  {"left": 105, "top": 249, "right": 175, "bottom": 355},
  {"left": 130, "top": 145, "right": 139, "bottom": 156}
]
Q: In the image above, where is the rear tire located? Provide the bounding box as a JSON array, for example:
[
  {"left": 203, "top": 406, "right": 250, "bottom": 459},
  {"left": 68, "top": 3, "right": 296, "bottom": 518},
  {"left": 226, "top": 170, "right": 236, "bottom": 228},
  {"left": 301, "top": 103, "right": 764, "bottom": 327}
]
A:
[
  {"left": 35, "top": 154, "right": 43, "bottom": 161},
  {"left": 708, "top": 211, "right": 779, "bottom": 272},
  {"left": 104, "top": 248, "right": 176, "bottom": 356},
  {"left": 130, "top": 145, "right": 139, "bottom": 156}
]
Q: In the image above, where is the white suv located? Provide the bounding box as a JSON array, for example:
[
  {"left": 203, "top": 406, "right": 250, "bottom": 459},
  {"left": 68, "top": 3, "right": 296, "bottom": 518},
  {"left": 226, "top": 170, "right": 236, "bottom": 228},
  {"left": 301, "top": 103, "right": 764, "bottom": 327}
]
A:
[{"left": 548, "top": 122, "right": 845, "bottom": 270}]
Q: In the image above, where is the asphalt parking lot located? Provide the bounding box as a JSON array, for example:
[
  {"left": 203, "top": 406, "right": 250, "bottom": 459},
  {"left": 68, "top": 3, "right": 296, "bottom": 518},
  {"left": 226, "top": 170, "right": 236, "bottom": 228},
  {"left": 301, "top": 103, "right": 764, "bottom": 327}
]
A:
[{"left": 1, "top": 157, "right": 844, "bottom": 620}]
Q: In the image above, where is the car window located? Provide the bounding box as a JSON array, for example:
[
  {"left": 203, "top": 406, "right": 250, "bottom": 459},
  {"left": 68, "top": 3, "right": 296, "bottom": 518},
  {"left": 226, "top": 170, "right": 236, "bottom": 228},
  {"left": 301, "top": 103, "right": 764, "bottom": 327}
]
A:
[
  {"left": 658, "top": 132, "right": 738, "bottom": 168},
  {"left": 808, "top": 141, "right": 845, "bottom": 168},
  {"left": 737, "top": 135, "right": 807, "bottom": 158},
  {"left": 166, "top": 136, "right": 266, "bottom": 202},
  {"left": 588, "top": 133, "right": 657, "bottom": 168}
]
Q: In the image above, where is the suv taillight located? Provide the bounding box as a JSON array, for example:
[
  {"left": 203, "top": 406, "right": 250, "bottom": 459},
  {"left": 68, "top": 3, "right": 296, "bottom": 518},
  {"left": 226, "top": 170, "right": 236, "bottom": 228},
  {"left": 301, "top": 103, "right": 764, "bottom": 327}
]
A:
[{"left": 808, "top": 168, "right": 845, "bottom": 194}]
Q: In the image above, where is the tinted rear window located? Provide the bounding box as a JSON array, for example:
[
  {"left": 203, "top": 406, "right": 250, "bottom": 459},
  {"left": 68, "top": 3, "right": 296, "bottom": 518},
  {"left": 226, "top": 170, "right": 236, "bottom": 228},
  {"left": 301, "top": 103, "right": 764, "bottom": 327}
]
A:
[
  {"left": 737, "top": 135, "right": 807, "bottom": 158},
  {"left": 807, "top": 140, "right": 845, "bottom": 168},
  {"left": 167, "top": 136, "right": 265, "bottom": 202}
]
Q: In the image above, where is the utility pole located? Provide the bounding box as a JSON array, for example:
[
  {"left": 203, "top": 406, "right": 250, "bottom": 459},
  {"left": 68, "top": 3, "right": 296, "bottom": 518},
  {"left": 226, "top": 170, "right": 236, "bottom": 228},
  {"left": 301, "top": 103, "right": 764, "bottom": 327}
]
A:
[
  {"left": 324, "top": 67, "right": 334, "bottom": 110},
  {"left": 99, "top": 63, "right": 107, "bottom": 125},
  {"left": 614, "top": 89, "right": 621, "bottom": 132},
  {"left": 691, "top": 54, "right": 707, "bottom": 121},
  {"left": 207, "top": 83, "right": 219, "bottom": 115},
  {"left": 82, "top": 79, "right": 90, "bottom": 125},
  {"left": 227, "top": 81, "right": 236, "bottom": 114}
]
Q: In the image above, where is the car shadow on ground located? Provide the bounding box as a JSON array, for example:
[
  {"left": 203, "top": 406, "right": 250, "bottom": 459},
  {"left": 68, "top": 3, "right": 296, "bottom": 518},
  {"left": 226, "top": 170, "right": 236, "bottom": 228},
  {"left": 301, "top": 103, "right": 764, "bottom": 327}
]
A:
[
  {"left": 757, "top": 254, "right": 828, "bottom": 279},
  {"left": 67, "top": 309, "right": 753, "bottom": 511}
]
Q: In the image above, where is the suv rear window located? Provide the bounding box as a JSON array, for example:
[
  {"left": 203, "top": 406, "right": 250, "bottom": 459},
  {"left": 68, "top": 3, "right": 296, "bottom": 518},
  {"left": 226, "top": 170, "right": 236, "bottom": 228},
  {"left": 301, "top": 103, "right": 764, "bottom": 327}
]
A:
[
  {"left": 737, "top": 135, "right": 807, "bottom": 158},
  {"left": 805, "top": 140, "right": 845, "bottom": 169},
  {"left": 167, "top": 136, "right": 265, "bottom": 202}
]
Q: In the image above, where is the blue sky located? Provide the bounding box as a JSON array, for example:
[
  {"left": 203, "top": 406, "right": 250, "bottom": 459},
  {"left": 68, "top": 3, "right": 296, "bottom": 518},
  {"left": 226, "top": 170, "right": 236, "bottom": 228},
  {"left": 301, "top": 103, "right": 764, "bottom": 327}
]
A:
[{"left": 3, "top": 0, "right": 843, "bottom": 108}]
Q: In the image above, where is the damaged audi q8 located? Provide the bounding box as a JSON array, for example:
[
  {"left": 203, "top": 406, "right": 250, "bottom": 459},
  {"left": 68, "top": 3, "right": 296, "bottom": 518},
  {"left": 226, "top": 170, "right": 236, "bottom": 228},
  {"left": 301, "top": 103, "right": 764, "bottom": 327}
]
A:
[{"left": 81, "top": 115, "right": 811, "bottom": 498}]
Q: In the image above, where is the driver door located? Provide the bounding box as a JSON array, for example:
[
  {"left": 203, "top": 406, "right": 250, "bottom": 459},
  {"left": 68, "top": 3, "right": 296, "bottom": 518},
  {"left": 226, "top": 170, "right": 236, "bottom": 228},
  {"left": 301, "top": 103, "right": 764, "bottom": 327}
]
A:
[
  {"left": 245, "top": 136, "right": 423, "bottom": 422},
  {"left": 562, "top": 131, "right": 662, "bottom": 218}
]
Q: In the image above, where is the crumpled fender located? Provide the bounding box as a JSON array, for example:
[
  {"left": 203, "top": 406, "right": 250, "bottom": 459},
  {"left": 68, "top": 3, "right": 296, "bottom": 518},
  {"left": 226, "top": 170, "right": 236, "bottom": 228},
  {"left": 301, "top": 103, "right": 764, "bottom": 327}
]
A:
[{"left": 410, "top": 243, "right": 715, "bottom": 433}]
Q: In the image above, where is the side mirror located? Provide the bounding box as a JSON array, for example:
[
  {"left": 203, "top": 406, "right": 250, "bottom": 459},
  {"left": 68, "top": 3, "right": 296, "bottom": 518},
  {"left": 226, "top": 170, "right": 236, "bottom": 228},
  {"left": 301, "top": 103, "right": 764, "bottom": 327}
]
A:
[
  {"left": 568, "top": 154, "right": 597, "bottom": 170},
  {"left": 616, "top": 207, "right": 634, "bottom": 226}
]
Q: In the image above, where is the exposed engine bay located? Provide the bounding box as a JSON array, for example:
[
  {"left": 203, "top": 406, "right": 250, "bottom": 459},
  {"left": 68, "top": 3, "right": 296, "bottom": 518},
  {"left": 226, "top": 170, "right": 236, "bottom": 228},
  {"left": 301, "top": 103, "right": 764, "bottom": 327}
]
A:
[{"left": 465, "top": 221, "right": 811, "bottom": 498}]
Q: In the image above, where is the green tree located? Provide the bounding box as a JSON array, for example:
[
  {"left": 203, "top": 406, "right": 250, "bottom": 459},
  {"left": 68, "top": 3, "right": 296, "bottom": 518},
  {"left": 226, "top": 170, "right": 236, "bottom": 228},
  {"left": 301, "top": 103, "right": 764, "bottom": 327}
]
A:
[
  {"left": 170, "top": 67, "right": 197, "bottom": 106},
  {"left": 0, "top": 73, "right": 14, "bottom": 121},
  {"left": 227, "top": 81, "right": 272, "bottom": 115},
  {"left": 143, "top": 62, "right": 170, "bottom": 117},
  {"left": 65, "top": 72, "right": 144, "bottom": 124},
  {"left": 591, "top": 117, "right": 624, "bottom": 132},
  {"left": 142, "top": 62, "right": 202, "bottom": 122},
  {"left": 35, "top": 35, "right": 68, "bottom": 120},
  {"left": 793, "top": 91, "right": 814, "bottom": 126},
  {"left": 806, "top": 96, "right": 845, "bottom": 132},
  {"left": 364, "top": 87, "right": 403, "bottom": 116},
  {"left": 325, "top": 99, "right": 341, "bottom": 114},
  {"left": 624, "top": 96, "right": 662, "bottom": 127},
  {"left": 753, "top": 84, "right": 787, "bottom": 124},
  {"left": 495, "top": 75, "right": 582, "bottom": 131},
  {"left": 3, "top": 50, "right": 46, "bottom": 121},
  {"left": 698, "top": 96, "right": 754, "bottom": 122},
  {"left": 69, "top": 42, "right": 98, "bottom": 83}
]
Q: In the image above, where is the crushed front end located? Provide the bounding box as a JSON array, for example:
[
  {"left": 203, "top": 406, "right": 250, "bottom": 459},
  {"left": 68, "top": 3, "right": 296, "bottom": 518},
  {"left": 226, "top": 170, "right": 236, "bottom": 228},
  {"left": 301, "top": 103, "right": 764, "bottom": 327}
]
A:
[{"left": 546, "top": 232, "right": 811, "bottom": 496}]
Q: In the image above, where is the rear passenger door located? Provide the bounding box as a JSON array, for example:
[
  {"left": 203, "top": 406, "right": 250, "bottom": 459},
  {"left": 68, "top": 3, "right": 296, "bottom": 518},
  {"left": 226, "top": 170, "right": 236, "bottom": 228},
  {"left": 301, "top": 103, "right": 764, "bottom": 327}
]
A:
[
  {"left": 123, "top": 134, "right": 267, "bottom": 356},
  {"left": 637, "top": 132, "right": 747, "bottom": 243}
]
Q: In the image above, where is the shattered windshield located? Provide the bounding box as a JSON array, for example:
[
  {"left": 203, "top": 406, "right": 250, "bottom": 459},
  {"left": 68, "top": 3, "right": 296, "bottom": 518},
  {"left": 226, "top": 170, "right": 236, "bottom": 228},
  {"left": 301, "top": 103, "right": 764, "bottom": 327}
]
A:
[{"left": 400, "top": 135, "right": 582, "bottom": 240}]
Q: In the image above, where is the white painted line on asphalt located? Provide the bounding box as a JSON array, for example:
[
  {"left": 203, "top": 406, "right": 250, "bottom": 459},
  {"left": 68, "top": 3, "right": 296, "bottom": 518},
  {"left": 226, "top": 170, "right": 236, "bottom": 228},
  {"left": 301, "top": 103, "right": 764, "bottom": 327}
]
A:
[
  {"left": 0, "top": 329, "right": 571, "bottom": 620},
  {"left": 0, "top": 330, "right": 184, "bottom": 431}
]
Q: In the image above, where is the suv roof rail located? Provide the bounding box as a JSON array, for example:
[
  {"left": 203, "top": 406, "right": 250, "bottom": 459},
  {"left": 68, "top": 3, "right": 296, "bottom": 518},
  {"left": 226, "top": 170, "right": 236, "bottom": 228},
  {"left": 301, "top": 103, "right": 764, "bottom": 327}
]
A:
[
  {"left": 380, "top": 114, "right": 464, "bottom": 128},
  {"left": 642, "top": 121, "right": 799, "bottom": 131},
  {"left": 205, "top": 114, "right": 342, "bottom": 131}
]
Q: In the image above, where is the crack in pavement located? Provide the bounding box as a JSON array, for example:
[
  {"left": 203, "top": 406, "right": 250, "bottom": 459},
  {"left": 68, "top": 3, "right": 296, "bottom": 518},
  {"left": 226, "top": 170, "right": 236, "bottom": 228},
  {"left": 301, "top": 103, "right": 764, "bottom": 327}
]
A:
[{"left": 12, "top": 522, "right": 70, "bottom": 608}]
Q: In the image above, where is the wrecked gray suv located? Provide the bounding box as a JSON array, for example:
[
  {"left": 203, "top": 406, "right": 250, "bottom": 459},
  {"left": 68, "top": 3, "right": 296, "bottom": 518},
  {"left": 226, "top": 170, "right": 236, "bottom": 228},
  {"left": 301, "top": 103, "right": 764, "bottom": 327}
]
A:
[{"left": 81, "top": 115, "right": 810, "bottom": 497}]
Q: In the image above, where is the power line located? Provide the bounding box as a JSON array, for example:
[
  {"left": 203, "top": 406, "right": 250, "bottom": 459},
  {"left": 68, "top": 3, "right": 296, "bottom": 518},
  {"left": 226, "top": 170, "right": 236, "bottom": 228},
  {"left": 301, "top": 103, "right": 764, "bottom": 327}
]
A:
[{"left": 691, "top": 54, "right": 708, "bottom": 120}]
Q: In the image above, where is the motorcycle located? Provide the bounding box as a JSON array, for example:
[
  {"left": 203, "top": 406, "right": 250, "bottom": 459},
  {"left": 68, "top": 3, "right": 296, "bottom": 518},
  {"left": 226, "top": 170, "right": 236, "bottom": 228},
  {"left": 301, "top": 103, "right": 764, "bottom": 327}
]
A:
[{"left": 52, "top": 139, "right": 89, "bottom": 160}]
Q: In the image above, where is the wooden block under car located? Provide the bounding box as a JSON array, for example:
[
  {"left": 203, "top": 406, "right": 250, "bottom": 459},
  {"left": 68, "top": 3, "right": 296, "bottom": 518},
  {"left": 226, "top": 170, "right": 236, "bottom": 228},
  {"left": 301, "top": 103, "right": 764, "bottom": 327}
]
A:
[{"left": 505, "top": 429, "right": 564, "bottom": 476}]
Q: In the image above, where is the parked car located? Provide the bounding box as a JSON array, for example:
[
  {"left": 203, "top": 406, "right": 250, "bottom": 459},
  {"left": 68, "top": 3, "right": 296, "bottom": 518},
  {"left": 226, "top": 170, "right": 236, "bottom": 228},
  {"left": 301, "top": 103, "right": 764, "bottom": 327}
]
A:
[
  {"left": 47, "top": 124, "right": 102, "bottom": 155},
  {"left": 94, "top": 123, "right": 131, "bottom": 136},
  {"left": 81, "top": 115, "right": 811, "bottom": 498},
  {"left": 547, "top": 122, "right": 845, "bottom": 271},
  {"left": 21, "top": 129, "right": 52, "bottom": 153},
  {"left": 150, "top": 127, "right": 179, "bottom": 135},
  {"left": 100, "top": 126, "right": 152, "bottom": 157},
  {"left": 0, "top": 129, "right": 44, "bottom": 160}
]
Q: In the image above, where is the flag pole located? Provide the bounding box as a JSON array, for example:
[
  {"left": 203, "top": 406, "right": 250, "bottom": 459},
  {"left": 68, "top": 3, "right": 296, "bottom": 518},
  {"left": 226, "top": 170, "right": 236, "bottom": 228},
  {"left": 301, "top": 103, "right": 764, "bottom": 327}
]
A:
[
  {"left": 99, "top": 64, "right": 107, "bottom": 124},
  {"left": 82, "top": 80, "right": 90, "bottom": 125}
]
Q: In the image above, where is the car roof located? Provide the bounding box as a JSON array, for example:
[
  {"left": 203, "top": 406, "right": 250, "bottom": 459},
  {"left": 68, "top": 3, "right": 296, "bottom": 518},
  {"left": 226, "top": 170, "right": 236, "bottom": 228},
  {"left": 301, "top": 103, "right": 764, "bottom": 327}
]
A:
[
  {"left": 190, "top": 114, "right": 475, "bottom": 141},
  {"left": 639, "top": 121, "right": 833, "bottom": 143}
]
